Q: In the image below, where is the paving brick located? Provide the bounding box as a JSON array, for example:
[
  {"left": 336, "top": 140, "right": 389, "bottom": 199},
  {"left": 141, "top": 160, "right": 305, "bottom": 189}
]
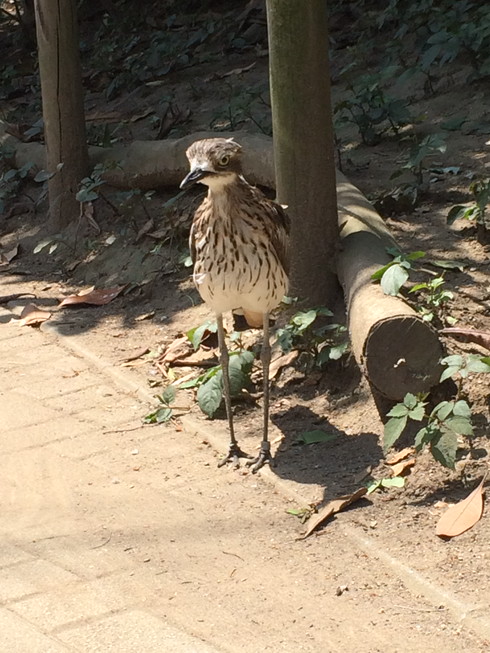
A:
[
  {"left": 0, "top": 559, "right": 79, "bottom": 603},
  {"left": 0, "top": 543, "right": 37, "bottom": 568},
  {"left": 11, "top": 575, "right": 136, "bottom": 631},
  {"left": 0, "top": 608, "right": 72, "bottom": 653},
  {"left": 22, "top": 535, "right": 133, "bottom": 582},
  {"left": 3, "top": 415, "right": 93, "bottom": 452},
  {"left": 0, "top": 390, "right": 60, "bottom": 430},
  {"left": 56, "top": 609, "right": 221, "bottom": 652}
]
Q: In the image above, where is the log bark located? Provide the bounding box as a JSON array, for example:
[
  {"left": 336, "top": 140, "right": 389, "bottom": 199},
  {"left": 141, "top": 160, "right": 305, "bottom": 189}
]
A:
[
  {"left": 34, "top": 0, "right": 89, "bottom": 229},
  {"left": 337, "top": 172, "right": 444, "bottom": 400},
  {"left": 266, "top": 0, "right": 338, "bottom": 306},
  {"left": 0, "top": 126, "right": 444, "bottom": 399}
]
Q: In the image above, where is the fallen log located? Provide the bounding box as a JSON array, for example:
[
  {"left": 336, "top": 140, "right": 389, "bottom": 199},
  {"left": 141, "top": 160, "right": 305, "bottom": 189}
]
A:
[
  {"left": 1, "top": 124, "right": 444, "bottom": 399},
  {"left": 336, "top": 173, "right": 444, "bottom": 401}
]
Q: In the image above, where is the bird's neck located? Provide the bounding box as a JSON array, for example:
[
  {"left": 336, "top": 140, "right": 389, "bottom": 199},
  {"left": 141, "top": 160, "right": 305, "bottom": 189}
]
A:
[{"left": 205, "top": 173, "right": 249, "bottom": 198}]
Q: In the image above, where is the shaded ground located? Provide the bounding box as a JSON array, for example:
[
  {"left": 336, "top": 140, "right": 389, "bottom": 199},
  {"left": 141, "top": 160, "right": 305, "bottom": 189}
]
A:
[{"left": 1, "top": 2, "right": 490, "bottom": 649}]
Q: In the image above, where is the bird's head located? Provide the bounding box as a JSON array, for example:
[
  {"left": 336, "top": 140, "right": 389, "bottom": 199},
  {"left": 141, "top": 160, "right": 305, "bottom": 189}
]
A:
[{"left": 180, "top": 138, "right": 243, "bottom": 191}]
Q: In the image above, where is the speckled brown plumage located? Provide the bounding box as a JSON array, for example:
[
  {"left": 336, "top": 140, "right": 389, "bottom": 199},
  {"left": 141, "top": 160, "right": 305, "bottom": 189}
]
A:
[{"left": 180, "top": 137, "right": 290, "bottom": 471}]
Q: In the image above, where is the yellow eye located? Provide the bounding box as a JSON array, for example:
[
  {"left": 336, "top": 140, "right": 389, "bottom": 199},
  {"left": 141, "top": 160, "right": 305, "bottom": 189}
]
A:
[{"left": 219, "top": 154, "right": 230, "bottom": 167}]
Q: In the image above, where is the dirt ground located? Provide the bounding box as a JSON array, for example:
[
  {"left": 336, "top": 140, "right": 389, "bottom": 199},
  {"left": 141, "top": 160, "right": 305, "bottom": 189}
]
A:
[{"left": 1, "top": 3, "right": 490, "bottom": 650}]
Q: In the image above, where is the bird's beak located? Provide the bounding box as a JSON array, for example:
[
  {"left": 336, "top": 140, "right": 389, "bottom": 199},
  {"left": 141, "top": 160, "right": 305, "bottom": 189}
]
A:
[{"left": 180, "top": 167, "right": 207, "bottom": 190}]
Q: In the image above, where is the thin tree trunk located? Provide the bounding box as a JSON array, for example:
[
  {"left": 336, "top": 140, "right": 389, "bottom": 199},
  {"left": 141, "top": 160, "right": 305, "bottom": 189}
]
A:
[
  {"left": 34, "top": 0, "right": 88, "bottom": 230},
  {"left": 266, "top": 0, "right": 338, "bottom": 306}
]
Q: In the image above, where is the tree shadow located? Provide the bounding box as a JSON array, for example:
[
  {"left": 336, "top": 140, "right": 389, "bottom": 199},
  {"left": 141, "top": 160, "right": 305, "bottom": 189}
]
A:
[{"left": 270, "top": 405, "right": 383, "bottom": 503}]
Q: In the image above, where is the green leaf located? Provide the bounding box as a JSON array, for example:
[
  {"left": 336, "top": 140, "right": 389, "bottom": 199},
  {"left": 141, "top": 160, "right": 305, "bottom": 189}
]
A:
[
  {"left": 197, "top": 373, "right": 223, "bottom": 417},
  {"left": 443, "top": 416, "right": 473, "bottom": 437},
  {"left": 408, "top": 404, "right": 426, "bottom": 421},
  {"left": 186, "top": 319, "right": 217, "bottom": 350},
  {"left": 466, "top": 356, "right": 490, "bottom": 374},
  {"left": 291, "top": 310, "right": 317, "bottom": 333},
  {"left": 432, "top": 400, "right": 453, "bottom": 421},
  {"left": 381, "top": 477, "right": 405, "bottom": 489},
  {"left": 380, "top": 264, "right": 409, "bottom": 296},
  {"left": 144, "top": 406, "right": 172, "bottom": 424},
  {"left": 428, "top": 259, "right": 466, "bottom": 271},
  {"left": 430, "top": 429, "right": 458, "bottom": 469},
  {"left": 414, "top": 426, "right": 433, "bottom": 450},
  {"left": 440, "top": 116, "right": 467, "bottom": 131},
  {"left": 403, "top": 393, "right": 418, "bottom": 410},
  {"left": 439, "top": 366, "right": 460, "bottom": 382},
  {"left": 160, "top": 386, "right": 176, "bottom": 405},
  {"left": 296, "top": 430, "right": 339, "bottom": 445},
  {"left": 386, "top": 403, "right": 409, "bottom": 418},
  {"left": 453, "top": 400, "right": 471, "bottom": 418},
  {"left": 406, "top": 251, "right": 426, "bottom": 261},
  {"left": 371, "top": 261, "right": 394, "bottom": 280},
  {"left": 383, "top": 415, "right": 408, "bottom": 451}
]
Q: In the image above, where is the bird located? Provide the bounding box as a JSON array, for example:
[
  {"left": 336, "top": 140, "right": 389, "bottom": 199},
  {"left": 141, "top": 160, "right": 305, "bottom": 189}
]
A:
[{"left": 180, "top": 137, "right": 290, "bottom": 472}]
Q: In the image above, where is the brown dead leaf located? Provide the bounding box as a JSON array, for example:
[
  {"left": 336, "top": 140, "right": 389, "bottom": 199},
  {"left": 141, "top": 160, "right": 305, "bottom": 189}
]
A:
[
  {"left": 119, "top": 347, "right": 150, "bottom": 365},
  {"left": 204, "top": 61, "right": 256, "bottom": 82},
  {"left": 440, "top": 327, "right": 490, "bottom": 352},
  {"left": 59, "top": 286, "right": 125, "bottom": 307},
  {"left": 18, "top": 303, "right": 51, "bottom": 327},
  {"left": 0, "top": 292, "right": 35, "bottom": 304},
  {"left": 130, "top": 107, "right": 154, "bottom": 122},
  {"left": 269, "top": 350, "right": 299, "bottom": 380},
  {"left": 135, "top": 218, "right": 154, "bottom": 242},
  {"left": 0, "top": 245, "right": 19, "bottom": 267},
  {"left": 171, "top": 349, "right": 218, "bottom": 367},
  {"left": 390, "top": 458, "right": 416, "bottom": 477},
  {"left": 386, "top": 447, "right": 416, "bottom": 465},
  {"left": 436, "top": 476, "right": 487, "bottom": 538},
  {"left": 159, "top": 336, "right": 192, "bottom": 364},
  {"left": 302, "top": 487, "right": 368, "bottom": 539}
]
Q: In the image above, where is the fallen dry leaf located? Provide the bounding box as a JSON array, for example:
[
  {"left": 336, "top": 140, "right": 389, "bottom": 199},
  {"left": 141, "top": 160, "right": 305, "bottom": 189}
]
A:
[
  {"left": 159, "top": 336, "right": 192, "bottom": 364},
  {"left": 119, "top": 347, "right": 150, "bottom": 365},
  {"left": 135, "top": 218, "right": 154, "bottom": 242},
  {"left": 269, "top": 350, "right": 299, "bottom": 379},
  {"left": 302, "top": 487, "right": 368, "bottom": 539},
  {"left": 440, "top": 327, "right": 490, "bottom": 352},
  {"left": 59, "top": 286, "right": 125, "bottom": 307},
  {"left": 18, "top": 303, "right": 51, "bottom": 327},
  {"left": 135, "top": 311, "right": 155, "bottom": 321},
  {"left": 0, "top": 244, "right": 19, "bottom": 267},
  {"left": 436, "top": 476, "right": 487, "bottom": 538},
  {"left": 386, "top": 447, "right": 416, "bottom": 465},
  {"left": 390, "top": 458, "right": 416, "bottom": 477}
]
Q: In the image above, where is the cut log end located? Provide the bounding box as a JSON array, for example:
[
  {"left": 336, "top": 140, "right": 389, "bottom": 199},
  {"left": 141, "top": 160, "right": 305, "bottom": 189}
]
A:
[{"left": 364, "top": 315, "right": 444, "bottom": 401}]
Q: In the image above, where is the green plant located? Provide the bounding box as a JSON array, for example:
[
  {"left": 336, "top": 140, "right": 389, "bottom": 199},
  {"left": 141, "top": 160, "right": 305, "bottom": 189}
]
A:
[
  {"left": 440, "top": 354, "right": 490, "bottom": 394},
  {"left": 383, "top": 354, "right": 490, "bottom": 469},
  {"left": 392, "top": 133, "right": 447, "bottom": 187},
  {"left": 276, "top": 308, "right": 348, "bottom": 368},
  {"left": 371, "top": 248, "right": 425, "bottom": 296},
  {"left": 384, "top": 393, "right": 473, "bottom": 469},
  {"left": 448, "top": 178, "right": 490, "bottom": 232},
  {"left": 144, "top": 386, "right": 175, "bottom": 424},
  {"left": 409, "top": 275, "right": 454, "bottom": 323},
  {"left": 334, "top": 70, "right": 411, "bottom": 145}
]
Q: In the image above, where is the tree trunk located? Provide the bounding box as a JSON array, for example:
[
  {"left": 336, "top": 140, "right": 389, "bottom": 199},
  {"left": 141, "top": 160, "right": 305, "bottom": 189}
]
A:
[
  {"left": 34, "top": 0, "right": 88, "bottom": 230},
  {"left": 266, "top": 0, "right": 338, "bottom": 306},
  {"left": 337, "top": 173, "right": 444, "bottom": 401}
]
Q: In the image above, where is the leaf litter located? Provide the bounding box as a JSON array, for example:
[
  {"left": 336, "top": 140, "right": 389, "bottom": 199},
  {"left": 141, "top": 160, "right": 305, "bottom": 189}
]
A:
[
  {"left": 301, "top": 487, "right": 368, "bottom": 539},
  {"left": 59, "top": 285, "right": 125, "bottom": 307},
  {"left": 436, "top": 475, "right": 487, "bottom": 538},
  {"left": 18, "top": 303, "right": 52, "bottom": 327}
]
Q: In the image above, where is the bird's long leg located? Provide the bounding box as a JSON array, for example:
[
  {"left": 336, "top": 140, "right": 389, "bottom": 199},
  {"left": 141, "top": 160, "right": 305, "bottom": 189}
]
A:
[
  {"left": 216, "top": 313, "right": 252, "bottom": 468},
  {"left": 247, "top": 311, "right": 273, "bottom": 473}
]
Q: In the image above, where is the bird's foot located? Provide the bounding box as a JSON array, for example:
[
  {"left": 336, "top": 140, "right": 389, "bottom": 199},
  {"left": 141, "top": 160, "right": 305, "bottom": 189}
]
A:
[
  {"left": 246, "top": 440, "right": 273, "bottom": 474},
  {"left": 218, "top": 442, "right": 253, "bottom": 469}
]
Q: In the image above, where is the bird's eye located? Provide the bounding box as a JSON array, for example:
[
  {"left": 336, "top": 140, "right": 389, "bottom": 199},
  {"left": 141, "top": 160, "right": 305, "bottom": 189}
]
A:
[{"left": 218, "top": 155, "right": 230, "bottom": 167}]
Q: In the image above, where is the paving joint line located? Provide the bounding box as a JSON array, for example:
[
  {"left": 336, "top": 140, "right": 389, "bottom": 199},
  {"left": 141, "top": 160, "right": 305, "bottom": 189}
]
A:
[{"left": 13, "top": 318, "right": 488, "bottom": 644}]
